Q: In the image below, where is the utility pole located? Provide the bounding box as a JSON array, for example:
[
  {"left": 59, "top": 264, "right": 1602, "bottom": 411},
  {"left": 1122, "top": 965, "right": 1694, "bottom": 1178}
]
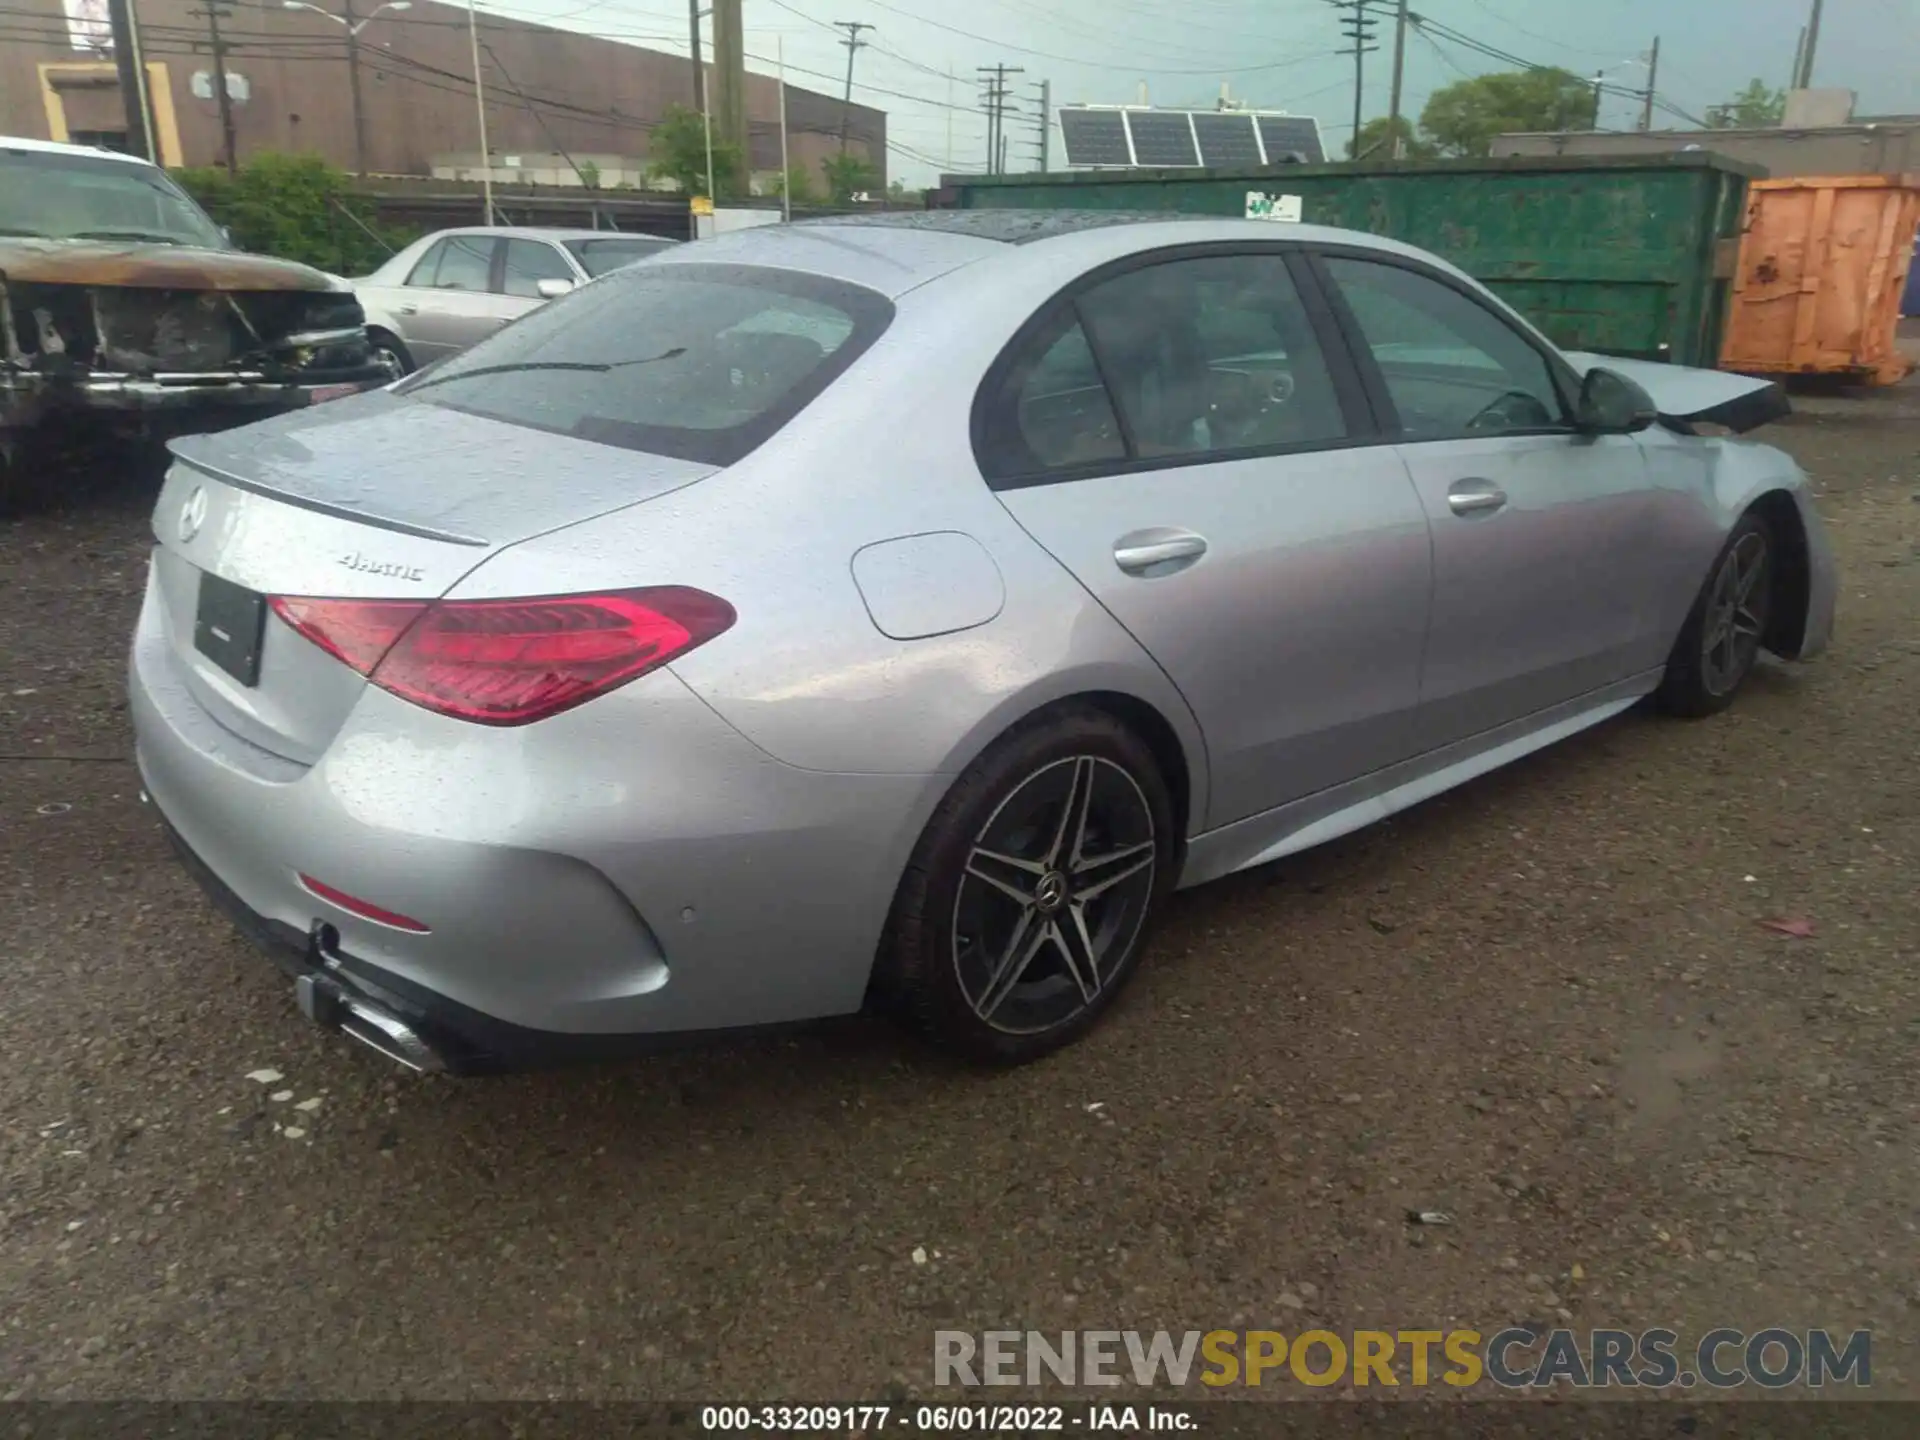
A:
[
  {"left": 342, "top": 0, "right": 368, "bottom": 177},
  {"left": 711, "top": 0, "right": 745, "bottom": 170},
  {"left": 1639, "top": 36, "right": 1660, "bottom": 131},
  {"left": 282, "top": 1, "right": 412, "bottom": 178},
  {"left": 1330, "top": 1, "right": 1380, "bottom": 158},
  {"left": 833, "top": 21, "right": 873, "bottom": 157},
  {"left": 191, "top": 2, "right": 240, "bottom": 172},
  {"left": 1796, "top": 0, "right": 1825, "bottom": 88},
  {"left": 1789, "top": 27, "right": 1807, "bottom": 92},
  {"left": 1033, "top": 78, "right": 1050, "bottom": 172},
  {"left": 1591, "top": 70, "right": 1605, "bottom": 129},
  {"left": 1385, "top": 0, "right": 1409, "bottom": 158},
  {"left": 686, "top": 0, "right": 704, "bottom": 114},
  {"left": 107, "top": 0, "right": 156, "bottom": 160},
  {"left": 466, "top": 0, "right": 492, "bottom": 223},
  {"left": 977, "top": 64, "right": 1021, "bottom": 175}
]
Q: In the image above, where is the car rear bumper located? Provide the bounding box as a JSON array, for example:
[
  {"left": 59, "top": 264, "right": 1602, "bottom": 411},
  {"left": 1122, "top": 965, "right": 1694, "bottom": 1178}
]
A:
[{"left": 128, "top": 569, "right": 946, "bottom": 1070}]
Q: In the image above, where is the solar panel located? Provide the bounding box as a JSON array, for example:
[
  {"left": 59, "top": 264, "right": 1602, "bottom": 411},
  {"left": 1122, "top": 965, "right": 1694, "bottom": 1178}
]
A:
[
  {"left": 1125, "top": 111, "right": 1200, "bottom": 167},
  {"left": 1256, "top": 114, "right": 1325, "bottom": 164},
  {"left": 1059, "top": 108, "right": 1132, "bottom": 167},
  {"left": 1192, "top": 111, "right": 1263, "bottom": 168}
]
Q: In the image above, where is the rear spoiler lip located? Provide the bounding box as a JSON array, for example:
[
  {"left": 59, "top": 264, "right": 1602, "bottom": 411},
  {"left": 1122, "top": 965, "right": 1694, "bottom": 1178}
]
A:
[
  {"left": 164, "top": 442, "right": 489, "bottom": 548},
  {"left": 1561, "top": 351, "right": 1792, "bottom": 435}
]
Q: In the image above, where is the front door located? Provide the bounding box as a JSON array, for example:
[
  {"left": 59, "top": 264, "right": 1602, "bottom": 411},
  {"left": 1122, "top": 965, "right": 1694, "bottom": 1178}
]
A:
[
  {"left": 983, "top": 249, "right": 1433, "bottom": 830},
  {"left": 1317, "top": 252, "right": 1670, "bottom": 747}
]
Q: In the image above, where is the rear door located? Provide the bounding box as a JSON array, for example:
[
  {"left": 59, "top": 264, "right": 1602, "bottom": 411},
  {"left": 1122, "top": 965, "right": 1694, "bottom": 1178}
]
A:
[
  {"left": 985, "top": 246, "right": 1433, "bottom": 831},
  {"left": 1314, "top": 250, "right": 1671, "bottom": 746}
]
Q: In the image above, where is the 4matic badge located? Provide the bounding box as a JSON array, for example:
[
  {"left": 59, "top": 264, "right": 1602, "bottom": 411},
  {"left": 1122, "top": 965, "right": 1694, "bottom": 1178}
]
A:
[{"left": 337, "top": 551, "right": 426, "bottom": 583}]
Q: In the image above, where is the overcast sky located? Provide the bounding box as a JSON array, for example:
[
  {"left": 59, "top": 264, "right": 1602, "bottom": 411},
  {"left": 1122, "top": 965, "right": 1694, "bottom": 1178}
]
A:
[{"left": 472, "top": 0, "right": 1918, "bottom": 183}]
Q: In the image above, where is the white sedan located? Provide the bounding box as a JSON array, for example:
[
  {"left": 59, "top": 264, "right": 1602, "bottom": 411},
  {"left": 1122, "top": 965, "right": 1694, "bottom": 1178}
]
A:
[{"left": 354, "top": 225, "right": 678, "bottom": 375}]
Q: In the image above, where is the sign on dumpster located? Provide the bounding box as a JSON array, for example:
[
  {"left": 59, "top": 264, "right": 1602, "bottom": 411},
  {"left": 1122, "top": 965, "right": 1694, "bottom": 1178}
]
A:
[{"left": 1246, "top": 191, "right": 1302, "bottom": 222}]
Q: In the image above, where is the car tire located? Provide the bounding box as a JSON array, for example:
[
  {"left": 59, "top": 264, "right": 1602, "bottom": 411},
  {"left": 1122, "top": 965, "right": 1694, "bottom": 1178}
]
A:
[
  {"left": 368, "top": 329, "right": 413, "bottom": 379},
  {"left": 876, "top": 706, "right": 1175, "bottom": 1065},
  {"left": 1655, "top": 511, "right": 1775, "bottom": 718}
]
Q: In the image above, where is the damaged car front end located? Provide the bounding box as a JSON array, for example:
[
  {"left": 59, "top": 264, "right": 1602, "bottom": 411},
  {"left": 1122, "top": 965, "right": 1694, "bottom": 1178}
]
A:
[{"left": 0, "top": 138, "right": 389, "bottom": 461}]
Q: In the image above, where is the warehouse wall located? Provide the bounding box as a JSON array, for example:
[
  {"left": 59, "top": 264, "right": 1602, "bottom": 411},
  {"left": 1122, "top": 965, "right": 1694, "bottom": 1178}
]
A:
[{"left": 0, "top": 0, "right": 884, "bottom": 182}]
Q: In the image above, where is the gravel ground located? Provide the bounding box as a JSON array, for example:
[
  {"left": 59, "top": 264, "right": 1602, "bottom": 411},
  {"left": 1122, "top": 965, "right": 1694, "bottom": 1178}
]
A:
[{"left": 2, "top": 385, "right": 1916, "bottom": 1402}]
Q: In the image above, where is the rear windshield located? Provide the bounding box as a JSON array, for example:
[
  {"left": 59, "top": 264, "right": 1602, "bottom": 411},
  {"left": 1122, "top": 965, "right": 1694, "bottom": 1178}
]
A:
[
  {"left": 563, "top": 235, "right": 676, "bottom": 276},
  {"left": 396, "top": 262, "right": 893, "bottom": 464}
]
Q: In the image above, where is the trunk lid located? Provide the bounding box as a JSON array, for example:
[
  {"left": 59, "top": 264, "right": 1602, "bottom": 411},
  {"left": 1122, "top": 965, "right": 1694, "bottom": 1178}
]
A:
[{"left": 152, "top": 390, "right": 717, "bottom": 763}]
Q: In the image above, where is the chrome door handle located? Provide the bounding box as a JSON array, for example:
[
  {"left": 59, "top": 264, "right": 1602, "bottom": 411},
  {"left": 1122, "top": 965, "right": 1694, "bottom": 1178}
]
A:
[
  {"left": 1446, "top": 481, "right": 1507, "bottom": 516},
  {"left": 1113, "top": 530, "right": 1208, "bottom": 575},
  {"left": 397, "top": 304, "right": 419, "bottom": 315}
]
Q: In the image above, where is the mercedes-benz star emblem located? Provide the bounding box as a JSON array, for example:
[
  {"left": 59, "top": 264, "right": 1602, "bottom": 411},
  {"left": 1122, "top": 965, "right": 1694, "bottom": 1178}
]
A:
[
  {"left": 1034, "top": 871, "right": 1068, "bottom": 914},
  {"left": 178, "top": 486, "right": 209, "bottom": 543}
]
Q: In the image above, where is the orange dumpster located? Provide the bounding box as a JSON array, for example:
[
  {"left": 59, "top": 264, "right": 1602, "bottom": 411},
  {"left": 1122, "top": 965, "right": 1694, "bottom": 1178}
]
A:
[{"left": 1720, "top": 173, "right": 1920, "bottom": 386}]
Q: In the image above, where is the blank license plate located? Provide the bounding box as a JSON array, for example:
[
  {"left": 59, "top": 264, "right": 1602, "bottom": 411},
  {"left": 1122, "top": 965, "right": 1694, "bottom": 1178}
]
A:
[{"left": 194, "top": 572, "right": 267, "bottom": 687}]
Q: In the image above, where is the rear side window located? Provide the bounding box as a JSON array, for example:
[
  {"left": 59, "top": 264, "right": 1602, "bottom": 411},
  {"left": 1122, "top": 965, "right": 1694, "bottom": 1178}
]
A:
[
  {"left": 565, "top": 236, "right": 675, "bottom": 277},
  {"left": 397, "top": 262, "right": 893, "bottom": 465}
]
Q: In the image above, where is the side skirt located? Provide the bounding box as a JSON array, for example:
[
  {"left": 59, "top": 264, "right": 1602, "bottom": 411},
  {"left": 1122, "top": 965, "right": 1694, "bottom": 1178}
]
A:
[{"left": 1178, "top": 670, "right": 1663, "bottom": 889}]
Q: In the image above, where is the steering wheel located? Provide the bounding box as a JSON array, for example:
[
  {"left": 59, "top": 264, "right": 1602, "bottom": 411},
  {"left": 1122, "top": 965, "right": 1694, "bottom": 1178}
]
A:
[{"left": 1465, "top": 389, "right": 1551, "bottom": 432}]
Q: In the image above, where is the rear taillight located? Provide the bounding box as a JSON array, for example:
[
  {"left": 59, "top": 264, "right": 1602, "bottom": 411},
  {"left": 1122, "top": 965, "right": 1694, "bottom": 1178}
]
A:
[{"left": 268, "top": 588, "right": 735, "bottom": 726}]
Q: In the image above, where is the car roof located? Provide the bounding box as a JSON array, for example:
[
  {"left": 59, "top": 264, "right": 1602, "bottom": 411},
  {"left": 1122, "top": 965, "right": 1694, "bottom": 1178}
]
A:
[
  {"left": 428, "top": 225, "right": 678, "bottom": 243},
  {"left": 1, "top": 135, "right": 154, "bottom": 166},
  {"left": 674, "top": 210, "right": 1466, "bottom": 299}
]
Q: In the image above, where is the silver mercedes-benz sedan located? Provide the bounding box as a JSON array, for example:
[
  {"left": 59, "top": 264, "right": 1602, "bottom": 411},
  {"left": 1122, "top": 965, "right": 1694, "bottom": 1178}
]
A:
[{"left": 130, "top": 212, "right": 1835, "bottom": 1073}]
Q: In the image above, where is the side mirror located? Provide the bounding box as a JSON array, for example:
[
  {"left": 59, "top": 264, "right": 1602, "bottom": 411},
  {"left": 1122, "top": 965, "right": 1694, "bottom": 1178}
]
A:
[
  {"left": 1575, "top": 366, "right": 1658, "bottom": 434},
  {"left": 535, "top": 277, "right": 576, "bottom": 300}
]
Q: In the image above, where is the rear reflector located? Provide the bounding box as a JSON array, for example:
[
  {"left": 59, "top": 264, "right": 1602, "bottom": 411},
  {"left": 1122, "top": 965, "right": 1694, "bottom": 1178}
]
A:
[
  {"left": 298, "top": 873, "right": 431, "bottom": 933},
  {"left": 269, "top": 587, "right": 735, "bottom": 726}
]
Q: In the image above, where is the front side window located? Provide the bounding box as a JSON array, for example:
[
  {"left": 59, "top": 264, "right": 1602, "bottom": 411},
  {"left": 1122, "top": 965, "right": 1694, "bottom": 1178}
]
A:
[
  {"left": 1324, "top": 256, "right": 1566, "bottom": 438},
  {"left": 396, "top": 262, "right": 893, "bottom": 464},
  {"left": 977, "top": 250, "right": 1348, "bottom": 482},
  {"left": 501, "top": 239, "right": 576, "bottom": 298}
]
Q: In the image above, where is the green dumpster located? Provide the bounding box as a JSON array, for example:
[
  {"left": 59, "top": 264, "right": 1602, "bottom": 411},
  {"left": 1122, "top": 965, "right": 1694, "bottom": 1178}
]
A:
[{"left": 931, "top": 153, "right": 1758, "bottom": 369}]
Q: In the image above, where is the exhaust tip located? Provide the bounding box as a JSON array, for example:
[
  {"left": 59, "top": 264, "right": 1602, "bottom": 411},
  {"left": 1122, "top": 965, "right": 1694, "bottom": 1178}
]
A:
[{"left": 296, "top": 973, "right": 444, "bottom": 1073}]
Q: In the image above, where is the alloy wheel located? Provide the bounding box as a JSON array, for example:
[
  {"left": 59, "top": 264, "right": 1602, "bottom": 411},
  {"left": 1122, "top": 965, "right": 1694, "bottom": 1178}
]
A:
[
  {"left": 951, "top": 755, "right": 1158, "bottom": 1036},
  {"left": 1701, "top": 530, "right": 1770, "bottom": 696}
]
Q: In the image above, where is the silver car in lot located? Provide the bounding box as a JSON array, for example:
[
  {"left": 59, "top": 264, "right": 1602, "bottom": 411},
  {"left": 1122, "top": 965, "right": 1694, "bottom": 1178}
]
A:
[
  {"left": 353, "top": 225, "right": 678, "bottom": 374},
  {"left": 131, "top": 212, "right": 1835, "bottom": 1073}
]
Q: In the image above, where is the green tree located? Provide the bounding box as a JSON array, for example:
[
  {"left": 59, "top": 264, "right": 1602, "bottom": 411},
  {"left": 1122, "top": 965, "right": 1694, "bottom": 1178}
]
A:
[
  {"left": 644, "top": 105, "right": 744, "bottom": 198},
  {"left": 1418, "top": 68, "right": 1597, "bottom": 157},
  {"left": 1705, "top": 79, "right": 1787, "bottom": 129},
  {"left": 768, "top": 162, "right": 818, "bottom": 204},
  {"left": 819, "top": 152, "right": 881, "bottom": 203},
  {"left": 1346, "top": 115, "right": 1439, "bottom": 161},
  {"left": 574, "top": 159, "right": 601, "bottom": 189},
  {"left": 172, "top": 152, "right": 412, "bottom": 274}
]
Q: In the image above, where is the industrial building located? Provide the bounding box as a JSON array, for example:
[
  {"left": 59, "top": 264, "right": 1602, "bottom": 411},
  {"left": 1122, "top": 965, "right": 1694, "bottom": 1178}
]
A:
[{"left": 0, "top": 0, "right": 885, "bottom": 187}]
